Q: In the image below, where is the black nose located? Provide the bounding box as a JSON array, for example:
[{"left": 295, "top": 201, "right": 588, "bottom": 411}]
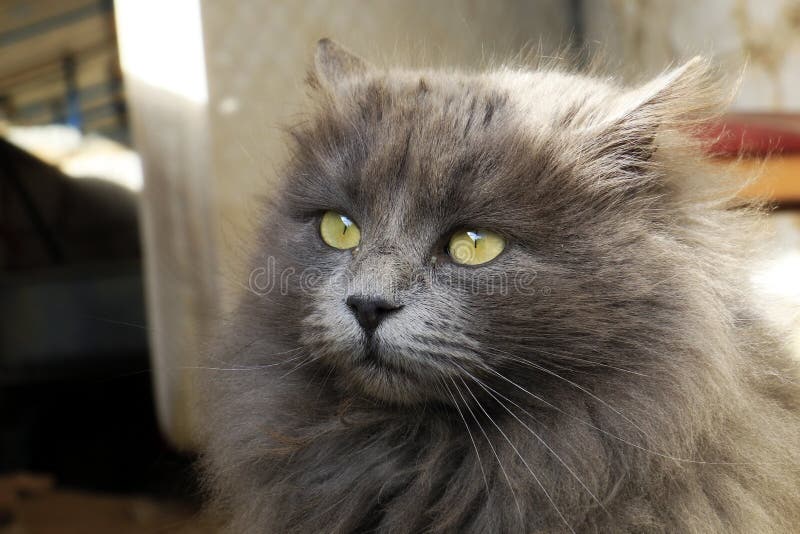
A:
[{"left": 346, "top": 295, "right": 401, "bottom": 333}]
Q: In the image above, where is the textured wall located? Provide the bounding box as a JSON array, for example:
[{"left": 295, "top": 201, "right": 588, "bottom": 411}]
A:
[
  {"left": 582, "top": 0, "right": 800, "bottom": 111},
  {"left": 199, "top": 0, "right": 574, "bottom": 309}
]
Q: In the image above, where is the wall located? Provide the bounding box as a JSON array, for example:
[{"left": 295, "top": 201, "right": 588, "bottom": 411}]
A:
[{"left": 582, "top": 0, "right": 800, "bottom": 111}]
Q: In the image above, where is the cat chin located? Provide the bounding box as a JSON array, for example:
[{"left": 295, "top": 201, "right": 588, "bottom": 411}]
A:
[{"left": 337, "top": 358, "right": 446, "bottom": 405}]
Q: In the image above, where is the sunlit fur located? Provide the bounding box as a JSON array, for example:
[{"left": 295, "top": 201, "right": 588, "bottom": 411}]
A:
[{"left": 200, "top": 40, "right": 800, "bottom": 533}]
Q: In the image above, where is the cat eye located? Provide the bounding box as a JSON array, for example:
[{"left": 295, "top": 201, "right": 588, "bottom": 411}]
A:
[
  {"left": 447, "top": 229, "right": 505, "bottom": 266},
  {"left": 320, "top": 210, "right": 361, "bottom": 249}
]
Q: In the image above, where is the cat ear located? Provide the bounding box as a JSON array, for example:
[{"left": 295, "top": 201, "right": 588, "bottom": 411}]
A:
[
  {"left": 312, "top": 38, "right": 369, "bottom": 89},
  {"left": 605, "top": 56, "right": 712, "bottom": 127},
  {"left": 587, "top": 57, "right": 719, "bottom": 177}
]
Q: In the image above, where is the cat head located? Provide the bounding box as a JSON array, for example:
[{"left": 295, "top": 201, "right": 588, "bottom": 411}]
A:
[{"left": 249, "top": 39, "right": 728, "bottom": 405}]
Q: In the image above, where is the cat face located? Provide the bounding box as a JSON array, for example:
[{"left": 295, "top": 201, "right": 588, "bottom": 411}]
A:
[{"left": 255, "top": 41, "right": 714, "bottom": 405}]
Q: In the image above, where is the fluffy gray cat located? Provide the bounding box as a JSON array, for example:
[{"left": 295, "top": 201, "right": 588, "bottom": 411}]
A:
[{"left": 200, "top": 39, "right": 800, "bottom": 533}]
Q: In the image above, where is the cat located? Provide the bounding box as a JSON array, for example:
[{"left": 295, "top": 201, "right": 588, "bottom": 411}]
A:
[{"left": 200, "top": 39, "right": 800, "bottom": 533}]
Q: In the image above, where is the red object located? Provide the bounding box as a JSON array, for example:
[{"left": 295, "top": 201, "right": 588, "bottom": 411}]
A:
[{"left": 703, "top": 113, "right": 800, "bottom": 156}]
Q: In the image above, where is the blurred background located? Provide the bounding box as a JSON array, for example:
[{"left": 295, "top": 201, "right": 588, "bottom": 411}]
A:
[{"left": 0, "top": 1, "right": 798, "bottom": 532}]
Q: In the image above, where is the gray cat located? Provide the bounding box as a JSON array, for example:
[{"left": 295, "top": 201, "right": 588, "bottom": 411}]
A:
[{"left": 200, "top": 39, "right": 800, "bottom": 533}]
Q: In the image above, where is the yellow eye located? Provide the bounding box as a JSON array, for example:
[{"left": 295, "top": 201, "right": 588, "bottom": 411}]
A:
[
  {"left": 447, "top": 229, "right": 505, "bottom": 265},
  {"left": 320, "top": 211, "right": 361, "bottom": 249}
]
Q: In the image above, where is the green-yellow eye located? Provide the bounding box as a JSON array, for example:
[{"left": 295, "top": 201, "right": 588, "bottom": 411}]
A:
[
  {"left": 320, "top": 210, "right": 361, "bottom": 249},
  {"left": 447, "top": 229, "right": 505, "bottom": 265}
]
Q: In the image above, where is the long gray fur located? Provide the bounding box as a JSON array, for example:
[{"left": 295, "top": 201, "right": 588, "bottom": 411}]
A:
[{"left": 200, "top": 40, "right": 800, "bottom": 533}]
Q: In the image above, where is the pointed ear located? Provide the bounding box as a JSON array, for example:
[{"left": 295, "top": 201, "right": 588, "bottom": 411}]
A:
[
  {"left": 586, "top": 57, "right": 720, "bottom": 179},
  {"left": 604, "top": 56, "right": 714, "bottom": 127},
  {"left": 313, "top": 38, "right": 369, "bottom": 88}
]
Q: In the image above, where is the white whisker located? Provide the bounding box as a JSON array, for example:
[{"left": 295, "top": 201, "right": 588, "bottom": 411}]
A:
[
  {"left": 455, "top": 374, "right": 575, "bottom": 534},
  {"left": 440, "top": 377, "right": 490, "bottom": 493},
  {"left": 278, "top": 353, "right": 321, "bottom": 379},
  {"left": 482, "top": 364, "right": 792, "bottom": 467},
  {"left": 446, "top": 375, "right": 523, "bottom": 523},
  {"left": 461, "top": 365, "right": 607, "bottom": 514},
  {"left": 483, "top": 346, "right": 653, "bottom": 441}
]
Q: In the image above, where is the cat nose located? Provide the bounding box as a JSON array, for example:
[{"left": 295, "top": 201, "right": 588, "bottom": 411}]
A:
[{"left": 345, "top": 295, "right": 402, "bottom": 333}]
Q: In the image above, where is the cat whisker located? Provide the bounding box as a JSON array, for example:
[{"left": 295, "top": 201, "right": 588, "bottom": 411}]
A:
[
  {"left": 439, "top": 377, "right": 490, "bottom": 494},
  {"left": 304, "top": 359, "right": 326, "bottom": 392},
  {"left": 482, "top": 336, "right": 650, "bottom": 377},
  {"left": 527, "top": 349, "right": 650, "bottom": 378},
  {"left": 455, "top": 374, "right": 575, "bottom": 534},
  {"left": 207, "top": 341, "right": 305, "bottom": 368},
  {"left": 191, "top": 348, "right": 309, "bottom": 372},
  {"left": 446, "top": 375, "right": 524, "bottom": 524},
  {"left": 479, "top": 363, "right": 659, "bottom": 449},
  {"left": 482, "top": 346, "right": 654, "bottom": 441},
  {"left": 316, "top": 365, "right": 337, "bottom": 400},
  {"left": 181, "top": 366, "right": 282, "bottom": 372},
  {"left": 480, "top": 365, "right": 794, "bottom": 467},
  {"left": 204, "top": 337, "right": 262, "bottom": 368},
  {"left": 278, "top": 353, "right": 321, "bottom": 379},
  {"left": 458, "top": 365, "right": 608, "bottom": 515}
]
